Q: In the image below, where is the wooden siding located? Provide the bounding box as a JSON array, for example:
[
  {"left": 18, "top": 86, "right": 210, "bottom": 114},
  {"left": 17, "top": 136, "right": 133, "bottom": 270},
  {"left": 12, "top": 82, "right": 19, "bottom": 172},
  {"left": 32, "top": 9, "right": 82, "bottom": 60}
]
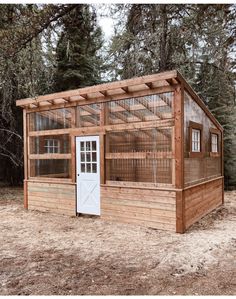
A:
[
  {"left": 27, "top": 181, "right": 76, "bottom": 216},
  {"left": 184, "top": 177, "right": 223, "bottom": 229},
  {"left": 100, "top": 186, "right": 176, "bottom": 231}
]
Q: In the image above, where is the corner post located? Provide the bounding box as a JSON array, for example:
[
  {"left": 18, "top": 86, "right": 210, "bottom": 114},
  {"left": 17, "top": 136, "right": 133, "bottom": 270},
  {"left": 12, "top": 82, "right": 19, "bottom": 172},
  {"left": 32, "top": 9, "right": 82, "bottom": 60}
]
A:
[
  {"left": 221, "top": 130, "right": 224, "bottom": 204},
  {"left": 174, "top": 84, "right": 185, "bottom": 233},
  {"left": 23, "top": 109, "right": 28, "bottom": 209}
]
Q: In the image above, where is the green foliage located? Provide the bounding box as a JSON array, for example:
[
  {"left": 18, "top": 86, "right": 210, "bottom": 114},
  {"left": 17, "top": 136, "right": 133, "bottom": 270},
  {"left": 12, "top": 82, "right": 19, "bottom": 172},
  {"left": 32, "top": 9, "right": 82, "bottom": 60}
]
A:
[
  {"left": 54, "top": 5, "right": 104, "bottom": 91},
  {"left": 0, "top": 3, "right": 235, "bottom": 188},
  {"left": 107, "top": 4, "right": 236, "bottom": 188}
]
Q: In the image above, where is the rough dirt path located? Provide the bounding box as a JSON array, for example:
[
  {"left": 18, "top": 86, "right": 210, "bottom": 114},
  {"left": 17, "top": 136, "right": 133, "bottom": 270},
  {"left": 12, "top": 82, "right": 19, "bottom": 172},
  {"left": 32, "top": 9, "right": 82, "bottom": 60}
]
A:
[{"left": 0, "top": 187, "right": 235, "bottom": 295}]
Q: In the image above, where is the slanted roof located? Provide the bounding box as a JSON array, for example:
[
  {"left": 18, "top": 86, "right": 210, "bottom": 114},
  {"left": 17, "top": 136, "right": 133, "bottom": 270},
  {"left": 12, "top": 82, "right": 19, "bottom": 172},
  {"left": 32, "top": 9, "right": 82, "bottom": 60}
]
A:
[{"left": 16, "top": 69, "right": 223, "bottom": 131}]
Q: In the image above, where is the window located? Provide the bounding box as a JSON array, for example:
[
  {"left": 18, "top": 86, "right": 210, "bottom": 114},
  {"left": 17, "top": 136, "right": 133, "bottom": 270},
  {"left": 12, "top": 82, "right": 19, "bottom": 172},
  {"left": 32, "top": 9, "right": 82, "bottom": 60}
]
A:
[
  {"left": 192, "top": 129, "right": 201, "bottom": 152},
  {"left": 44, "top": 139, "right": 60, "bottom": 154},
  {"left": 80, "top": 140, "right": 97, "bottom": 173},
  {"left": 189, "top": 121, "right": 203, "bottom": 157},
  {"left": 210, "top": 128, "right": 220, "bottom": 157},
  {"left": 211, "top": 134, "right": 218, "bottom": 153}
]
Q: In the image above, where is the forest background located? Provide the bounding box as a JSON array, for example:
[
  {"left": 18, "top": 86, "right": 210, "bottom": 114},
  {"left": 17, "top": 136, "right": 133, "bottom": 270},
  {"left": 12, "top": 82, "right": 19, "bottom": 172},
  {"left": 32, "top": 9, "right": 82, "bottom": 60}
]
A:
[{"left": 0, "top": 4, "right": 235, "bottom": 188}]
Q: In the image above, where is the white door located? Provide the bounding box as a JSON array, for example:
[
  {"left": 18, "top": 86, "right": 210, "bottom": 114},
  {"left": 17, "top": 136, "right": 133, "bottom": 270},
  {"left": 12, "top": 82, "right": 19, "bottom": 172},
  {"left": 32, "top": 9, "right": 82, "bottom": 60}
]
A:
[{"left": 76, "top": 136, "right": 100, "bottom": 215}]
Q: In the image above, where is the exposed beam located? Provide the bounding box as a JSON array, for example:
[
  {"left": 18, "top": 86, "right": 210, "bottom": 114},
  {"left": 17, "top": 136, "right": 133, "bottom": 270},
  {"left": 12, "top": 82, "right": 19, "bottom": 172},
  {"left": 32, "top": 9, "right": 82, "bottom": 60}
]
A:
[
  {"left": 121, "top": 87, "right": 129, "bottom": 93},
  {"left": 63, "top": 97, "right": 71, "bottom": 103},
  {"left": 80, "top": 94, "right": 88, "bottom": 100},
  {"left": 26, "top": 85, "right": 177, "bottom": 113},
  {"left": 17, "top": 70, "right": 178, "bottom": 107},
  {"left": 145, "top": 82, "right": 153, "bottom": 89},
  {"left": 166, "top": 78, "right": 178, "bottom": 85}
]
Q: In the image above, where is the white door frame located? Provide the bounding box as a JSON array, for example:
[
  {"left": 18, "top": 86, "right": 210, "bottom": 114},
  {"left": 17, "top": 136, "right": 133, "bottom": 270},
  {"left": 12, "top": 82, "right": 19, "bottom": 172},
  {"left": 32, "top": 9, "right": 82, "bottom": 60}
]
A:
[{"left": 76, "top": 135, "right": 100, "bottom": 215}]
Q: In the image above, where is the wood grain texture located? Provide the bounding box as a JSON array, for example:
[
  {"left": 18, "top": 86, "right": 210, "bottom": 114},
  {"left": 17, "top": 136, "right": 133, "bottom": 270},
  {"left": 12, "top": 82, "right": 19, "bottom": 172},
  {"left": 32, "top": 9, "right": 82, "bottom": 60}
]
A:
[
  {"left": 101, "top": 186, "right": 176, "bottom": 231},
  {"left": 27, "top": 181, "right": 76, "bottom": 216},
  {"left": 174, "top": 85, "right": 184, "bottom": 189},
  {"left": 184, "top": 177, "right": 223, "bottom": 229}
]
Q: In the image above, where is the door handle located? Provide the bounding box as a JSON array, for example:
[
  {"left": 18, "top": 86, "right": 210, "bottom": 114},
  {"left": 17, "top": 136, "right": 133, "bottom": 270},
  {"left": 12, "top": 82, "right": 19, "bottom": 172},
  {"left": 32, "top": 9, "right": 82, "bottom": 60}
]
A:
[{"left": 78, "top": 174, "right": 80, "bottom": 176}]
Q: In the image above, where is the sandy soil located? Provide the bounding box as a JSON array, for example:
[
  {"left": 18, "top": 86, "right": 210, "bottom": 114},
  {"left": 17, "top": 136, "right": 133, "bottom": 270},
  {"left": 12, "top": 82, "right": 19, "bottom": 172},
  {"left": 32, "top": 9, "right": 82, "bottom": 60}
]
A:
[{"left": 0, "top": 187, "right": 235, "bottom": 295}]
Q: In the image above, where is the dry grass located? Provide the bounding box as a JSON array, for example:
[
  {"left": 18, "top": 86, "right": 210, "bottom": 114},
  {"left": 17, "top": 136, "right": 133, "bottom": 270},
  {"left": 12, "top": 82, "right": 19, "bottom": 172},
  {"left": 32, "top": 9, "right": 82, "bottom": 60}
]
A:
[{"left": 0, "top": 187, "right": 235, "bottom": 295}]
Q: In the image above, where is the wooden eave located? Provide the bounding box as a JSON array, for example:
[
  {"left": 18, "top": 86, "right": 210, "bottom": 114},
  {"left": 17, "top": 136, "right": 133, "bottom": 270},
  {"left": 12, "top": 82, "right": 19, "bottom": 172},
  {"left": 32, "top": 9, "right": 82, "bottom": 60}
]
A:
[
  {"left": 16, "top": 70, "right": 179, "bottom": 109},
  {"left": 16, "top": 69, "right": 223, "bottom": 132}
]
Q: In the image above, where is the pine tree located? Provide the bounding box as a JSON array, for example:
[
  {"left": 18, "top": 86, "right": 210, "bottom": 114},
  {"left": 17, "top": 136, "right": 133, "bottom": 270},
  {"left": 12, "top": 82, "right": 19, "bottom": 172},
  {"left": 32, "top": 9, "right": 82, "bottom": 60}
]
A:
[
  {"left": 107, "top": 4, "right": 236, "bottom": 188},
  {"left": 54, "top": 5, "right": 104, "bottom": 91}
]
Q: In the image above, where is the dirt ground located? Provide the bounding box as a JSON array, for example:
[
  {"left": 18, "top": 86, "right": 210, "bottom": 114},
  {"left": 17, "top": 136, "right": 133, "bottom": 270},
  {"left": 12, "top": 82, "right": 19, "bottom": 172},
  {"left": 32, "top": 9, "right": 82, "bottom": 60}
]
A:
[{"left": 0, "top": 187, "right": 235, "bottom": 295}]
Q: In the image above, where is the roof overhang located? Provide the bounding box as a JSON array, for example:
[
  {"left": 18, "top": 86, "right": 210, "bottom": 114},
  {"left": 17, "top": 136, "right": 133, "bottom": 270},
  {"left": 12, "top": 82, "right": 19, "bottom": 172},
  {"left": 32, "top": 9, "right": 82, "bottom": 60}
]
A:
[
  {"left": 16, "top": 69, "right": 223, "bottom": 132},
  {"left": 16, "top": 70, "right": 179, "bottom": 109}
]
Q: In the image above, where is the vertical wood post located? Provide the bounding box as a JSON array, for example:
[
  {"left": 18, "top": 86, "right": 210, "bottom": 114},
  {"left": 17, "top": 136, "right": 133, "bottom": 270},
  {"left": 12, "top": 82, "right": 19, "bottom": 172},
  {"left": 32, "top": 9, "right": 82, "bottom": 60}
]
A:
[
  {"left": 71, "top": 107, "right": 76, "bottom": 183},
  {"left": 174, "top": 84, "right": 185, "bottom": 233},
  {"left": 221, "top": 131, "right": 224, "bottom": 204},
  {"left": 71, "top": 136, "right": 76, "bottom": 183},
  {"left": 23, "top": 109, "right": 28, "bottom": 209},
  {"left": 100, "top": 103, "right": 108, "bottom": 184}
]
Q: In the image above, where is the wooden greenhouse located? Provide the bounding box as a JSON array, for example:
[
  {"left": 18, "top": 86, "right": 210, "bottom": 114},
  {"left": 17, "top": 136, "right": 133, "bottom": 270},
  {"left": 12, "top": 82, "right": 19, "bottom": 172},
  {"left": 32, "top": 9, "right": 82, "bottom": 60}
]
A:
[{"left": 16, "top": 70, "right": 224, "bottom": 233}]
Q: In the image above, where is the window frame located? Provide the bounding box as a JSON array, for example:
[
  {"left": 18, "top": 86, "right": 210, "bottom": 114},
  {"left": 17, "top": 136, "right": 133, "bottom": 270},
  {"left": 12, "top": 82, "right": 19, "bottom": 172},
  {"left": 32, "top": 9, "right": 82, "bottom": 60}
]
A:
[
  {"left": 189, "top": 121, "right": 203, "bottom": 158},
  {"left": 210, "top": 128, "right": 220, "bottom": 157},
  {"left": 44, "top": 138, "right": 60, "bottom": 154}
]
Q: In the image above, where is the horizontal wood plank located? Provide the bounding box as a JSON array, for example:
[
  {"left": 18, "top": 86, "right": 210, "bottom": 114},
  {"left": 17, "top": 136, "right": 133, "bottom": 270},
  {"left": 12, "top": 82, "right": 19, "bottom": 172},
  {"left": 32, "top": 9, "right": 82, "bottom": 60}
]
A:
[
  {"left": 184, "top": 177, "right": 223, "bottom": 229},
  {"left": 101, "top": 185, "right": 176, "bottom": 231},
  {"left": 27, "top": 181, "right": 76, "bottom": 216}
]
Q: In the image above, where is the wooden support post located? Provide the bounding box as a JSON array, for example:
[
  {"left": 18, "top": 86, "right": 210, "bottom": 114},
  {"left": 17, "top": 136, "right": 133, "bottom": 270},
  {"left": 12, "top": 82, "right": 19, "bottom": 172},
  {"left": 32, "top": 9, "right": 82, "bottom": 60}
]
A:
[
  {"left": 221, "top": 131, "right": 224, "bottom": 204},
  {"left": 174, "top": 84, "right": 185, "bottom": 233},
  {"left": 24, "top": 180, "right": 28, "bottom": 209},
  {"left": 71, "top": 136, "right": 76, "bottom": 183},
  {"left": 100, "top": 134, "right": 105, "bottom": 184},
  {"left": 71, "top": 107, "right": 76, "bottom": 128},
  {"left": 23, "top": 109, "right": 28, "bottom": 209},
  {"left": 70, "top": 107, "right": 76, "bottom": 183},
  {"left": 176, "top": 191, "right": 184, "bottom": 233},
  {"left": 100, "top": 103, "right": 108, "bottom": 183}
]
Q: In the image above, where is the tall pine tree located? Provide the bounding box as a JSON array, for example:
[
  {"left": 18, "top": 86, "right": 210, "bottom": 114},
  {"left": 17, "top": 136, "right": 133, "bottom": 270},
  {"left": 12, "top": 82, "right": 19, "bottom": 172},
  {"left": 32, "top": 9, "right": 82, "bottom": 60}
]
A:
[{"left": 54, "top": 5, "right": 103, "bottom": 91}]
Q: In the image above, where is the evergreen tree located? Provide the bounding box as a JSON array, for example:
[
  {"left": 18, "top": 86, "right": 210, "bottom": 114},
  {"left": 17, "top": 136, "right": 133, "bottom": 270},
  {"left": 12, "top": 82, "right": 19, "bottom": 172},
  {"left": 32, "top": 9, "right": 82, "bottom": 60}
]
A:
[
  {"left": 54, "top": 5, "right": 104, "bottom": 91},
  {"left": 0, "top": 5, "right": 56, "bottom": 184},
  {"left": 107, "top": 4, "right": 236, "bottom": 188}
]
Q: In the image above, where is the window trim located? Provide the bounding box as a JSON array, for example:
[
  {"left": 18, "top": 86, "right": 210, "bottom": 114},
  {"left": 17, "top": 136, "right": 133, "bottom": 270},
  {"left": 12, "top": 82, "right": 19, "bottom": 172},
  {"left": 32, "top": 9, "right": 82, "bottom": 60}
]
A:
[
  {"left": 189, "top": 121, "right": 203, "bottom": 158},
  {"left": 210, "top": 128, "right": 220, "bottom": 157},
  {"left": 44, "top": 138, "right": 60, "bottom": 154}
]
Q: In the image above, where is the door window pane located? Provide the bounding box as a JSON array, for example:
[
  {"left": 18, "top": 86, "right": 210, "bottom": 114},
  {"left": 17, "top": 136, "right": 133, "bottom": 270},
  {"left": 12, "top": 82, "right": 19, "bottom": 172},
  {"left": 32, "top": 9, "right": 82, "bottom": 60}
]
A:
[
  {"left": 86, "top": 152, "right": 91, "bottom": 162},
  {"left": 92, "top": 152, "right": 97, "bottom": 162},
  {"left": 81, "top": 152, "right": 85, "bottom": 162},
  {"left": 92, "top": 141, "right": 96, "bottom": 151},
  {"left": 86, "top": 163, "right": 91, "bottom": 173},
  {"left": 92, "top": 163, "right": 97, "bottom": 173},
  {"left": 81, "top": 163, "right": 85, "bottom": 173},
  {"left": 86, "top": 141, "right": 91, "bottom": 151},
  {"left": 80, "top": 142, "right": 85, "bottom": 151}
]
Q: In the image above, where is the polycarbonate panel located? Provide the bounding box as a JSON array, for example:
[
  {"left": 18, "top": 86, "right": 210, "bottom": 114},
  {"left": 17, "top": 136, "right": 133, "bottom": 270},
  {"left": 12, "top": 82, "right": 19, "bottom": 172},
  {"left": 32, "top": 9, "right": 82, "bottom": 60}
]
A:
[
  {"left": 106, "top": 128, "right": 173, "bottom": 184},
  {"left": 29, "top": 108, "right": 73, "bottom": 131},
  {"left": 30, "top": 159, "right": 71, "bottom": 178},
  {"left": 184, "top": 91, "right": 221, "bottom": 185},
  {"left": 108, "top": 93, "right": 173, "bottom": 125},
  {"left": 76, "top": 103, "right": 101, "bottom": 127}
]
